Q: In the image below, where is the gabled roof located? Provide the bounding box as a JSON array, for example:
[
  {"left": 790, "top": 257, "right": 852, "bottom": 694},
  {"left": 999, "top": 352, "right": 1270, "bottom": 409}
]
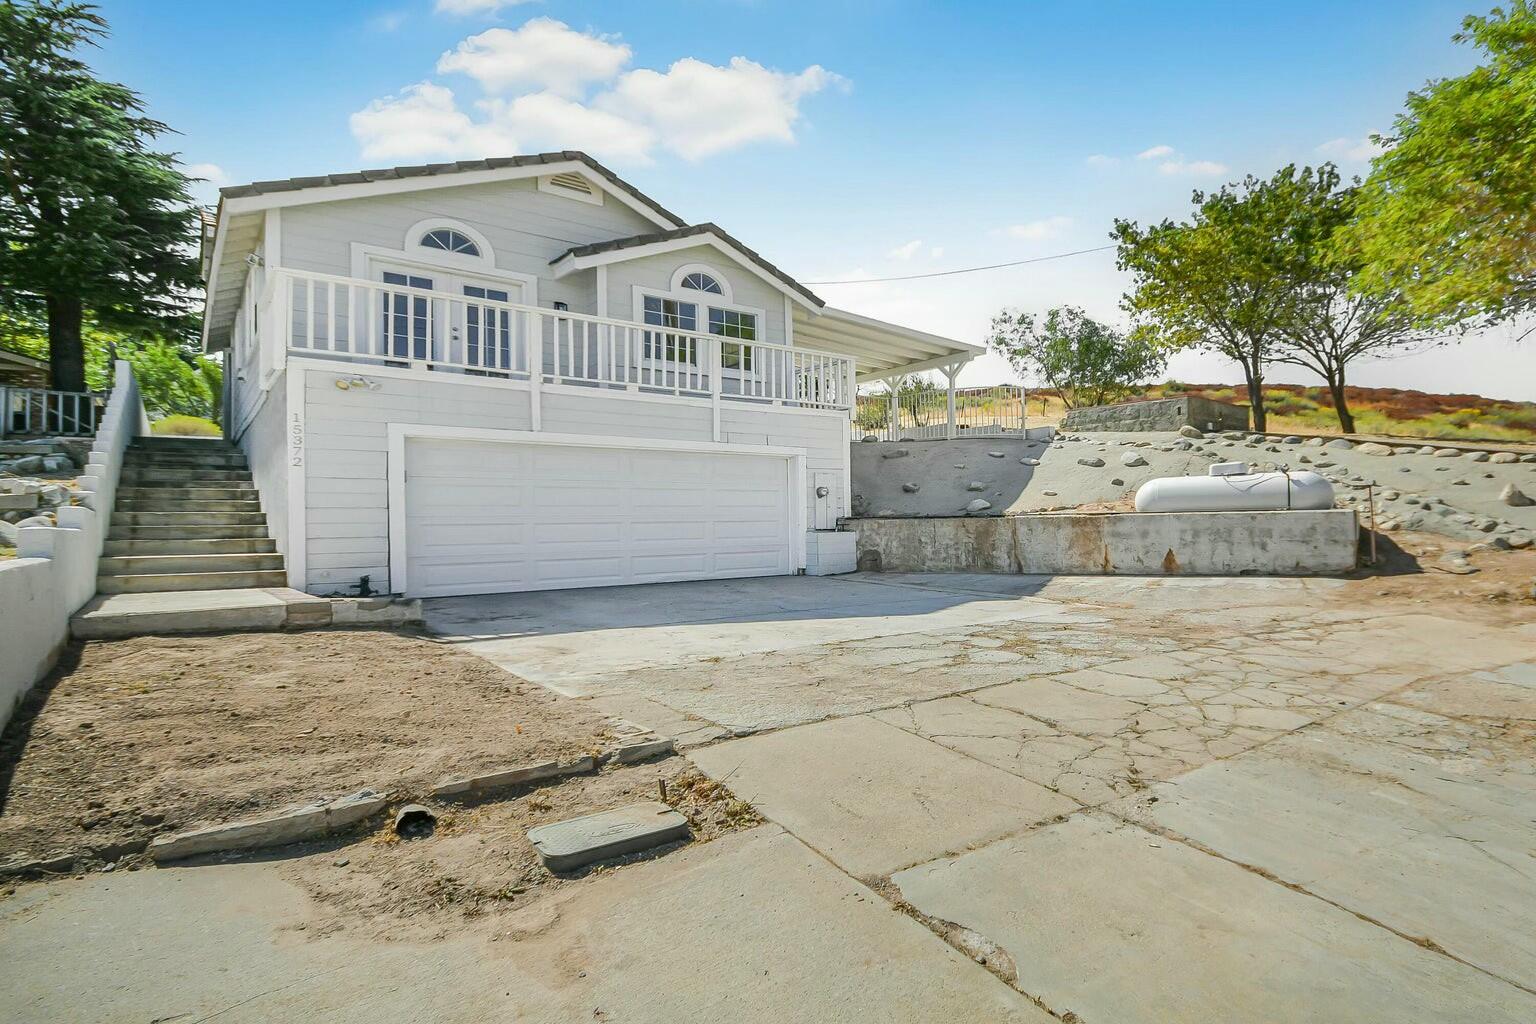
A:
[
  {"left": 550, "top": 223, "right": 825, "bottom": 310},
  {"left": 218, "top": 151, "right": 685, "bottom": 229}
]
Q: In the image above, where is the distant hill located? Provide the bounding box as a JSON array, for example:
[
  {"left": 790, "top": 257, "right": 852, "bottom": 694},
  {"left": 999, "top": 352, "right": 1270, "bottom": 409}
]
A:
[{"left": 1027, "top": 383, "right": 1536, "bottom": 442}]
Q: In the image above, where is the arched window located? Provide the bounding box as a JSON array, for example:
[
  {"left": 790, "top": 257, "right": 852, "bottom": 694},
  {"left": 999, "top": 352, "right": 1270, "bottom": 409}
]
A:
[
  {"left": 680, "top": 272, "right": 723, "bottom": 295},
  {"left": 419, "top": 228, "right": 481, "bottom": 257}
]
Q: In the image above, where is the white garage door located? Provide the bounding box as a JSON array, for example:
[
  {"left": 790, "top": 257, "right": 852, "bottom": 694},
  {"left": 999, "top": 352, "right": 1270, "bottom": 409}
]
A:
[{"left": 401, "top": 438, "right": 796, "bottom": 597}]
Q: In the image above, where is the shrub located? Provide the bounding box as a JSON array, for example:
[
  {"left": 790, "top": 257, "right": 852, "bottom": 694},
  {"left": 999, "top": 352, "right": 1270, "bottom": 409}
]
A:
[{"left": 151, "top": 415, "right": 221, "bottom": 437}]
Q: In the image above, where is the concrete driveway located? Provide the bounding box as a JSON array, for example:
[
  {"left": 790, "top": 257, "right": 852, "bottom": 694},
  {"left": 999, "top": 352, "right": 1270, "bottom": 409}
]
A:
[
  {"left": 430, "top": 572, "right": 1536, "bottom": 1021},
  {"left": 5, "top": 572, "right": 1534, "bottom": 1021}
]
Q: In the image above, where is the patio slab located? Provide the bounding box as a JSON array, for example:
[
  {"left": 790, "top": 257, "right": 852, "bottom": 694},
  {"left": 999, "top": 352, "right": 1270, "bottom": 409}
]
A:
[
  {"left": 893, "top": 813, "right": 1536, "bottom": 1023},
  {"left": 689, "top": 714, "right": 1076, "bottom": 877}
]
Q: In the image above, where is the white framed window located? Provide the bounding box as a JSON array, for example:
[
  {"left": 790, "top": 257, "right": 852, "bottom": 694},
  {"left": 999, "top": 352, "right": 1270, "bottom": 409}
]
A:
[
  {"left": 642, "top": 295, "right": 699, "bottom": 364},
  {"left": 681, "top": 271, "right": 724, "bottom": 295},
  {"left": 419, "top": 228, "right": 481, "bottom": 257},
  {"left": 709, "top": 307, "right": 757, "bottom": 370}
]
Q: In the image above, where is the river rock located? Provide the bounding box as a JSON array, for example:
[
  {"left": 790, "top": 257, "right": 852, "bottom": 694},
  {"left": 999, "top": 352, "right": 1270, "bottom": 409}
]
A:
[
  {"left": 1357, "top": 442, "right": 1395, "bottom": 457},
  {"left": 1501, "top": 483, "right": 1534, "bottom": 507},
  {"left": 1077, "top": 457, "right": 1105, "bottom": 468},
  {"left": 1325, "top": 439, "right": 1354, "bottom": 450},
  {"left": 964, "top": 498, "right": 991, "bottom": 513},
  {"left": 901, "top": 482, "right": 920, "bottom": 493},
  {"left": 1490, "top": 452, "right": 1519, "bottom": 464},
  {"left": 1119, "top": 451, "right": 1148, "bottom": 467},
  {"left": 987, "top": 451, "right": 1006, "bottom": 458},
  {"left": 1020, "top": 457, "right": 1040, "bottom": 466},
  {"left": 1178, "top": 425, "right": 1203, "bottom": 438},
  {"left": 1467, "top": 451, "right": 1490, "bottom": 462},
  {"left": 966, "top": 481, "right": 986, "bottom": 491}
]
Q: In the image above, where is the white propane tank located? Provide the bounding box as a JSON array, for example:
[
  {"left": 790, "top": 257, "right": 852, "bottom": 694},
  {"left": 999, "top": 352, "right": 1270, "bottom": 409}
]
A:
[{"left": 1134, "top": 469, "right": 1335, "bottom": 513}]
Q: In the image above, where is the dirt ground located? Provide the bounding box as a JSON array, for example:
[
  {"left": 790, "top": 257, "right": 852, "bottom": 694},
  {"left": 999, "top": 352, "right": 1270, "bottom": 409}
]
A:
[{"left": 0, "top": 629, "right": 621, "bottom": 871}]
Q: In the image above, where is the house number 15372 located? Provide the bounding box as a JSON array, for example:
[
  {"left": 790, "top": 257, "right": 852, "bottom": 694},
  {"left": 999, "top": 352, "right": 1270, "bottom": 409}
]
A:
[{"left": 290, "top": 413, "right": 304, "bottom": 467}]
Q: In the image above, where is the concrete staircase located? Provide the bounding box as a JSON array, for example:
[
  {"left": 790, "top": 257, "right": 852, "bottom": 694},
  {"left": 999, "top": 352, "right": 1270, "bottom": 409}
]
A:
[{"left": 99, "top": 437, "right": 287, "bottom": 594}]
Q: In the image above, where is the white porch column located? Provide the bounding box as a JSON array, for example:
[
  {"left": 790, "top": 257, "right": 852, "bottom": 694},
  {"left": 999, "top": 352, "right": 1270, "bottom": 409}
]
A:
[
  {"left": 941, "top": 363, "right": 960, "bottom": 440},
  {"left": 886, "top": 376, "right": 901, "bottom": 442}
]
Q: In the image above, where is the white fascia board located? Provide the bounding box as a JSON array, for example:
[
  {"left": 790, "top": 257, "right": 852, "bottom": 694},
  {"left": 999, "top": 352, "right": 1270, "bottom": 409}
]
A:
[
  {"left": 856, "top": 350, "right": 977, "bottom": 383},
  {"left": 817, "top": 306, "right": 984, "bottom": 357},
  {"left": 199, "top": 202, "right": 230, "bottom": 352},
  {"left": 550, "top": 233, "right": 824, "bottom": 313},
  {"left": 219, "top": 161, "right": 681, "bottom": 232}
]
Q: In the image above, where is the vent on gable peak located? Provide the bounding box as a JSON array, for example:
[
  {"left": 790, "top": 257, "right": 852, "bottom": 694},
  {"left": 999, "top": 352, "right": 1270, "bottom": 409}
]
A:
[{"left": 539, "top": 172, "right": 602, "bottom": 205}]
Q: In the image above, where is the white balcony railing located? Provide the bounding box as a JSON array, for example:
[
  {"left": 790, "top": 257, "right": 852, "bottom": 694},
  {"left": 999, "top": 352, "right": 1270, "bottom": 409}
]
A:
[{"left": 264, "top": 269, "right": 853, "bottom": 410}]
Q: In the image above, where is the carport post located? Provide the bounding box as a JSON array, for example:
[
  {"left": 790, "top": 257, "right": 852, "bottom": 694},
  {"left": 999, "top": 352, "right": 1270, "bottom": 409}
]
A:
[
  {"left": 941, "top": 362, "right": 960, "bottom": 440},
  {"left": 886, "top": 376, "right": 901, "bottom": 442}
]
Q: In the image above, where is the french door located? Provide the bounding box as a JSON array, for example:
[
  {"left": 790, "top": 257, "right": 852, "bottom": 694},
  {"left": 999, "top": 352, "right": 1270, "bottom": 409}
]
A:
[{"left": 374, "top": 263, "right": 524, "bottom": 373}]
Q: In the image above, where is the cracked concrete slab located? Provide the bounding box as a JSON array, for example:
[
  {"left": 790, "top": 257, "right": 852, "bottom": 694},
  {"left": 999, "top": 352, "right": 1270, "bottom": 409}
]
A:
[
  {"left": 0, "top": 826, "right": 1050, "bottom": 1023},
  {"left": 1113, "top": 701, "right": 1536, "bottom": 992},
  {"left": 894, "top": 812, "right": 1536, "bottom": 1023},
  {"left": 689, "top": 715, "right": 1076, "bottom": 877}
]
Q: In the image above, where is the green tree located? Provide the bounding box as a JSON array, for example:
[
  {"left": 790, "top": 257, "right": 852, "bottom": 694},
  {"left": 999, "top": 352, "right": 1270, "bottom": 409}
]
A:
[
  {"left": 1345, "top": 2, "right": 1536, "bottom": 328},
  {"left": 987, "top": 305, "right": 1165, "bottom": 409},
  {"left": 1113, "top": 166, "right": 1324, "bottom": 432},
  {"left": 1274, "top": 166, "right": 1453, "bottom": 433},
  {"left": 0, "top": 1, "right": 201, "bottom": 393}
]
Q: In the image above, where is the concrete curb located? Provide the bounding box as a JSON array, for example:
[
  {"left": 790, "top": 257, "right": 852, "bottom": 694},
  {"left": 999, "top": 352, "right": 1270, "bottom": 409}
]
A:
[
  {"left": 147, "top": 788, "right": 390, "bottom": 863},
  {"left": 430, "top": 756, "right": 597, "bottom": 800},
  {"left": 608, "top": 737, "right": 677, "bottom": 764}
]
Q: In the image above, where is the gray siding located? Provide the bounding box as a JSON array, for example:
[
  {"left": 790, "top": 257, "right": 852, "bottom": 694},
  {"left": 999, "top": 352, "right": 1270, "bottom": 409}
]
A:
[
  {"left": 604, "top": 244, "right": 788, "bottom": 344},
  {"left": 280, "top": 177, "right": 658, "bottom": 315}
]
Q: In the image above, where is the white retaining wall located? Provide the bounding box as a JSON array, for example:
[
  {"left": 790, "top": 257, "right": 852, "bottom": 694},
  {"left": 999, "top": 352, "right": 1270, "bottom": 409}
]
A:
[{"left": 0, "top": 361, "right": 145, "bottom": 730}]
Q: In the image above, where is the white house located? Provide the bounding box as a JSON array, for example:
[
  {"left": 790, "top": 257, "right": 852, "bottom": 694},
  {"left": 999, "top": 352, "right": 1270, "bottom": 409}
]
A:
[{"left": 199, "top": 152, "right": 981, "bottom": 598}]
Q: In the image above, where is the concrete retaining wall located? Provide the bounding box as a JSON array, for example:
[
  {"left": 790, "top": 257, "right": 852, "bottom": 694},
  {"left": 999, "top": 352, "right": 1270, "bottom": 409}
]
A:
[
  {"left": 851, "top": 509, "right": 1357, "bottom": 576},
  {"left": 0, "top": 361, "right": 145, "bottom": 731},
  {"left": 1062, "top": 397, "right": 1249, "bottom": 433}
]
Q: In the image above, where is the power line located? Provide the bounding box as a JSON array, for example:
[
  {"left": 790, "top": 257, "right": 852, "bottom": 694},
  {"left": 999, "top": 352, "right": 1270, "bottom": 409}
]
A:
[{"left": 803, "top": 244, "right": 1117, "bottom": 286}]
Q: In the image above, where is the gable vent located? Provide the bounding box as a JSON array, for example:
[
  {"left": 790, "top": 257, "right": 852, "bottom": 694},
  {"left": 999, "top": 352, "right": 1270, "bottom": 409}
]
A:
[{"left": 548, "top": 172, "right": 593, "bottom": 195}]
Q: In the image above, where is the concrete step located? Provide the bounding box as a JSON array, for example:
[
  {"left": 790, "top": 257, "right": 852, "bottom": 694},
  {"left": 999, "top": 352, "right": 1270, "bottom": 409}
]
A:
[
  {"left": 114, "top": 511, "right": 270, "bottom": 528},
  {"left": 121, "top": 458, "right": 250, "bottom": 473},
  {"left": 118, "top": 498, "right": 263, "bottom": 513},
  {"left": 117, "top": 486, "right": 259, "bottom": 502},
  {"left": 108, "top": 523, "right": 271, "bottom": 541},
  {"left": 101, "top": 537, "right": 278, "bottom": 557},
  {"left": 70, "top": 588, "right": 345, "bottom": 640},
  {"left": 120, "top": 468, "right": 254, "bottom": 484},
  {"left": 99, "top": 552, "right": 285, "bottom": 576},
  {"left": 97, "top": 569, "right": 290, "bottom": 594},
  {"left": 130, "top": 438, "right": 233, "bottom": 449}
]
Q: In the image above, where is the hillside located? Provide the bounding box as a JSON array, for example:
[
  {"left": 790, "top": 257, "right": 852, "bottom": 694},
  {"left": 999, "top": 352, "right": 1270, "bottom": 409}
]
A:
[{"left": 1023, "top": 383, "right": 1536, "bottom": 443}]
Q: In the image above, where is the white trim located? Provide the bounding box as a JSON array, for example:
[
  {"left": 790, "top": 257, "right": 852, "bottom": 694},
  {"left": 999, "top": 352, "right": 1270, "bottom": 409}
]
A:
[
  {"left": 386, "top": 424, "right": 808, "bottom": 596},
  {"left": 551, "top": 231, "right": 823, "bottom": 312},
  {"left": 670, "top": 262, "right": 734, "bottom": 304},
  {"left": 630, "top": 285, "right": 768, "bottom": 343},
  {"left": 264, "top": 208, "right": 283, "bottom": 271},
  {"left": 285, "top": 369, "right": 307, "bottom": 591},
  {"left": 783, "top": 294, "right": 795, "bottom": 348},
  {"left": 537, "top": 172, "right": 604, "bottom": 207},
  {"left": 282, "top": 355, "right": 851, "bottom": 419},
  {"left": 595, "top": 265, "right": 608, "bottom": 318},
  {"left": 221, "top": 160, "right": 682, "bottom": 232},
  {"left": 199, "top": 206, "right": 232, "bottom": 351},
  {"left": 349, "top": 241, "right": 539, "bottom": 306},
  {"left": 856, "top": 350, "right": 978, "bottom": 383},
  {"left": 402, "top": 218, "right": 495, "bottom": 265}
]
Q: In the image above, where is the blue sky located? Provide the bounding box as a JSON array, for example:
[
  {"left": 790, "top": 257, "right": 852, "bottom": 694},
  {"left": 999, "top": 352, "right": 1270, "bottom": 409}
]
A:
[{"left": 96, "top": 0, "right": 1536, "bottom": 399}]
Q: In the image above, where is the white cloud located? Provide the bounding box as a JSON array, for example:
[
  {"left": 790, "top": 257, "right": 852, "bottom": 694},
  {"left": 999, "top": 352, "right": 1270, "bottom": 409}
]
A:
[
  {"left": 435, "top": 0, "right": 539, "bottom": 14},
  {"left": 370, "top": 10, "right": 407, "bottom": 32},
  {"left": 1137, "top": 144, "right": 1175, "bottom": 160},
  {"left": 184, "top": 162, "right": 228, "bottom": 184},
  {"left": 479, "top": 91, "right": 654, "bottom": 162},
  {"left": 1316, "top": 135, "right": 1384, "bottom": 163},
  {"left": 888, "top": 239, "right": 923, "bottom": 261},
  {"left": 1006, "top": 215, "right": 1073, "bottom": 241},
  {"left": 598, "top": 57, "right": 843, "bottom": 161},
  {"left": 438, "top": 18, "right": 631, "bottom": 97},
  {"left": 350, "top": 82, "right": 514, "bottom": 160},
  {"left": 1157, "top": 159, "right": 1228, "bottom": 177},
  {"left": 356, "top": 20, "right": 842, "bottom": 163},
  {"left": 1085, "top": 153, "right": 1118, "bottom": 167}
]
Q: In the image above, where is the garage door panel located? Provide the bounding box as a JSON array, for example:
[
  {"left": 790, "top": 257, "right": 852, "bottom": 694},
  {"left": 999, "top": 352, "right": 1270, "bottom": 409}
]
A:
[{"left": 404, "top": 438, "right": 795, "bottom": 597}]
